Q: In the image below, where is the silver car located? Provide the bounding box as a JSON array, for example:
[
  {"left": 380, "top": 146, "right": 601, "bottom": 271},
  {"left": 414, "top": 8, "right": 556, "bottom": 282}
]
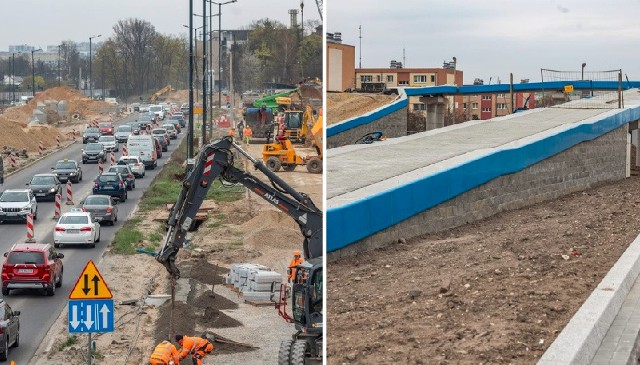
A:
[
  {"left": 80, "top": 195, "right": 118, "bottom": 225},
  {"left": 114, "top": 125, "right": 132, "bottom": 143},
  {"left": 162, "top": 124, "right": 178, "bottom": 139},
  {"left": 98, "top": 135, "right": 119, "bottom": 152},
  {"left": 118, "top": 156, "right": 145, "bottom": 178}
]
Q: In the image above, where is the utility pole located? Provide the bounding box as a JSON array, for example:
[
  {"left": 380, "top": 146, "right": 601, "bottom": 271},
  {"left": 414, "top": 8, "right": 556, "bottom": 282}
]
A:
[
  {"left": 202, "top": 0, "right": 208, "bottom": 144},
  {"left": 358, "top": 24, "right": 362, "bottom": 69},
  {"left": 89, "top": 34, "right": 102, "bottom": 99},
  {"left": 188, "top": 0, "right": 194, "bottom": 159},
  {"left": 58, "top": 45, "right": 61, "bottom": 87}
]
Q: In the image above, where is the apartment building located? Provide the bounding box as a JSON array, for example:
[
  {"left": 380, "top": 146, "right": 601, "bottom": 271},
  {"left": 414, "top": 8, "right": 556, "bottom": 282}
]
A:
[{"left": 326, "top": 32, "right": 355, "bottom": 92}]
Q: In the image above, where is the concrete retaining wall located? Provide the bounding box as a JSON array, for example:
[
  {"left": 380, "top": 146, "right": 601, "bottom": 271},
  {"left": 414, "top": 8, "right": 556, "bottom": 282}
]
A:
[
  {"left": 327, "top": 107, "right": 407, "bottom": 148},
  {"left": 329, "top": 125, "right": 629, "bottom": 260}
]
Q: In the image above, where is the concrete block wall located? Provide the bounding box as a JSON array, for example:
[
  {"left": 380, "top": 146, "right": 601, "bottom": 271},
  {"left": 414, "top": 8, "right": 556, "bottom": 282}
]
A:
[
  {"left": 329, "top": 125, "right": 628, "bottom": 260},
  {"left": 327, "top": 107, "right": 407, "bottom": 148}
]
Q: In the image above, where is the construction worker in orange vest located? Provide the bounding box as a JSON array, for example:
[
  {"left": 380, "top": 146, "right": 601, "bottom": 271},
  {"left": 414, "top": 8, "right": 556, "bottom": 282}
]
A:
[
  {"left": 229, "top": 127, "right": 236, "bottom": 142},
  {"left": 149, "top": 340, "right": 180, "bottom": 365},
  {"left": 243, "top": 125, "right": 252, "bottom": 145},
  {"left": 176, "top": 334, "right": 214, "bottom": 365},
  {"left": 287, "top": 251, "right": 304, "bottom": 283}
]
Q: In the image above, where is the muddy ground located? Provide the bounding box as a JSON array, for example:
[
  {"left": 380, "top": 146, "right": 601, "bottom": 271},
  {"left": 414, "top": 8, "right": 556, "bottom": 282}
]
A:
[
  {"left": 328, "top": 175, "right": 640, "bottom": 364},
  {"left": 327, "top": 93, "right": 398, "bottom": 125}
]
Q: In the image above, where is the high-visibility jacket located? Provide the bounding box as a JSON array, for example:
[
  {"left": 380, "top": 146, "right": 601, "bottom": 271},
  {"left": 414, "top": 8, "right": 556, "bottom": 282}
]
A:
[
  {"left": 179, "top": 336, "right": 213, "bottom": 360},
  {"left": 243, "top": 127, "right": 252, "bottom": 137},
  {"left": 229, "top": 129, "right": 236, "bottom": 136},
  {"left": 288, "top": 257, "right": 304, "bottom": 281},
  {"left": 150, "top": 341, "right": 180, "bottom": 364}
]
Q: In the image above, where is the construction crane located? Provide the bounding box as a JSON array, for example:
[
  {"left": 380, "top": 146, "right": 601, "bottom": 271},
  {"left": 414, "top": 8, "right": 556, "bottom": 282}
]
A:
[{"left": 315, "top": 0, "right": 323, "bottom": 20}]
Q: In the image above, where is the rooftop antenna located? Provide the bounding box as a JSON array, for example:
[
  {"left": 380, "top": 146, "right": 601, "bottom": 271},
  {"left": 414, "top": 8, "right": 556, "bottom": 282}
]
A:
[{"left": 358, "top": 24, "right": 362, "bottom": 68}]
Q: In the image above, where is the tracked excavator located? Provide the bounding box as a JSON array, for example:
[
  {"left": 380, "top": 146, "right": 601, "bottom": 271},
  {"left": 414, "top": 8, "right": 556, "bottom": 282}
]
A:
[{"left": 156, "top": 136, "right": 323, "bottom": 364}]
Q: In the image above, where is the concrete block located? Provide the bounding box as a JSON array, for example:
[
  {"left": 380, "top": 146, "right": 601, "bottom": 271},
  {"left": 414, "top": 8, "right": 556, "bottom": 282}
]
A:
[{"left": 242, "top": 291, "right": 274, "bottom": 302}]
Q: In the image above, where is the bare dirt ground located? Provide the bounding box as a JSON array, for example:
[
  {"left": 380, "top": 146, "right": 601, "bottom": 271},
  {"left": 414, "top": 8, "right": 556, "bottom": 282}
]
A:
[
  {"left": 327, "top": 93, "right": 398, "bottom": 125},
  {"left": 328, "top": 175, "right": 640, "bottom": 364},
  {"left": 29, "top": 134, "right": 322, "bottom": 365}
]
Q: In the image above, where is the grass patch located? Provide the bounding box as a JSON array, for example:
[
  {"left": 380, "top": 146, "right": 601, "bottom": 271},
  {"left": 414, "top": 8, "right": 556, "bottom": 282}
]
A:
[
  {"left": 58, "top": 336, "right": 77, "bottom": 351},
  {"left": 148, "top": 231, "right": 163, "bottom": 244},
  {"left": 112, "top": 217, "right": 143, "bottom": 254}
]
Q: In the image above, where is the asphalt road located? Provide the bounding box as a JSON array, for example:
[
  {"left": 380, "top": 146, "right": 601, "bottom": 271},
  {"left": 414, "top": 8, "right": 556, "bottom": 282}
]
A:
[{"left": 0, "top": 113, "right": 186, "bottom": 363}]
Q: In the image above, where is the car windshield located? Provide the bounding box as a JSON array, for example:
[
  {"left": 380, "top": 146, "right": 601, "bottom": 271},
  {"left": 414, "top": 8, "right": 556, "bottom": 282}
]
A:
[
  {"left": 55, "top": 161, "right": 76, "bottom": 169},
  {"left": 59, "top": 215, "right": 89, "bottom": 224},
  {"left": 99, "top": 136, "right": 115, "bottom": 142},
  {"left": 156, "top": 135, "right": 166, "bottom": 142},
  {"left": 119, "top": 158, "right": 138, "bottom": 164},
  {"left": 152, "top": 130, "right": 165, "bottom": 135},
  {"left": 98, "top": 175, "right": 118, "bottom": 183},
  {"left": 85, "top": 128, "right": 99, "bottom": 133},
  {"left": 7, "top": 252, "right": 44, "bottom": 265},
  {"left": 109, "top": 166, "right": 127, "bottom": 174},
  {"left": 117, "top": 125, "right": 131, "bottom": 132},
  {"left": 150, "top": 106, "right": 162, "bottom": 112},
  {"left": 0, "top": 192, "right": 29, "bottom": 202},
  {"left": 99, "top": 123, "right": 112, "bottom": 128},
  {"left": 85, "top": 196, "right": 110, "bottom": 205},
  {"left": 163, "top": 125, "right": 175, "bottom": 130},
  {"left": 85, "top": 144, "right": 103, "bottom": 151},
  {"left": 31, "top": 176, "right": 56, "bottom": 185}
]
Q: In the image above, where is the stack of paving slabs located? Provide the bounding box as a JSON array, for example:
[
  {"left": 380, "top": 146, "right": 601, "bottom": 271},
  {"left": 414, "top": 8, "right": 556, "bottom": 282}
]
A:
[{"left": 226, "top": 263, "right": 283, "bottom": 303}]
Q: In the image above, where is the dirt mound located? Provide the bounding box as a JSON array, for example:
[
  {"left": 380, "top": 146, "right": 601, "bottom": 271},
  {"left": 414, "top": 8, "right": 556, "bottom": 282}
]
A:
[
  {"left": 298, "top": 84, "right": 322, "bottom": 100},
  {"left": 327, "top": 92, "right": 398, "bottom": 125},
  {"left": 0, "top": 115, "right": 63, "bottom": 151},
  {"left": 2, "top": 86, "right": 115, "bottom": 125},
  {"left": 238, "top": 210, "right": 301, "bottom": 249}
]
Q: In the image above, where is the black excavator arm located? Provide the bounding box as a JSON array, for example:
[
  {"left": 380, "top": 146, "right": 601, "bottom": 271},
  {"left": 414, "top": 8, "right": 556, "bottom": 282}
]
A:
[{"left": 156, "top": 136, "right": 323, "bottom": 279}]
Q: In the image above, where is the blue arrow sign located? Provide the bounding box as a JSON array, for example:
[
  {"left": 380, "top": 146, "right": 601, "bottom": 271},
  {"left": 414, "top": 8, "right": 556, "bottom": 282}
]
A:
[{"left": 68, "top": 299, "right": 114, "bottom": 333}]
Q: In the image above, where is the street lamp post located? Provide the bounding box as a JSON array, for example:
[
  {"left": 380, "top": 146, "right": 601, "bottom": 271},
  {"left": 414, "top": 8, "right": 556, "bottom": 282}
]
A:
[
  {"left": 187, "top": 0, "right": 195, "bottom": 160},
  {"left": 89, "top": 34, "right": 102, "bottom": 99},
  {"left": 11, "top": 52, "right": 21, "bottom": 104},
  {"left": 210, "top": 0, "right": 237, "bottom": 129},
  {"left": 58, "top": 44, "right": 62, "bottom": 87},
  {"left": 201, "top": 1, "right": 208, "bottom": 144},
  {"left": 31, "top": 48, "right": 42, "bottom": 97},
  {"left": 581, "top": 62, "right": 586, "bottom": 81}
]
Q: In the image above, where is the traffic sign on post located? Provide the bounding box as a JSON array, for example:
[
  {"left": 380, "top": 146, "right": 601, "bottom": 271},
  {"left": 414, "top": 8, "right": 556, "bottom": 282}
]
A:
[
  {"left": 69, "top": 260, "right": 113, "bottom": 300},
  {"left": 68, "top": 299, "right": 114, "bottom": 333}
]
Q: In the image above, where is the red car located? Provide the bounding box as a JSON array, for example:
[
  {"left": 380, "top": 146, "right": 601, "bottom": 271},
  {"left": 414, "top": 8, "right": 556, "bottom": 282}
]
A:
[
  {"left": 1, "top": 243, "right": 64, "bottom": 296},
  {"left": 99, "top": 122, "right": 114, "bottom": 135}
]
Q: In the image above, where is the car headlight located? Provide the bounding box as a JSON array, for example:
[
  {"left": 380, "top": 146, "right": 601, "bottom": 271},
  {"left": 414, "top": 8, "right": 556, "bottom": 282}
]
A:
[
  {"left": 69, "top": 172, "right": 76, "bottom": 176},
  {"left": 0, "top": 208, "right": 3, "bottom": 213},
  {"left": 99, "top": 152, "right": 104, "bottom": 156},
  {"left": 49, "top": 188, "right": 56, "bottom": 193},
  {"left": 82, "top": 152, "right": 87, "bottom": 156},
  {"left": 21, "top": 206, "right": 30, "bottom": 212}
]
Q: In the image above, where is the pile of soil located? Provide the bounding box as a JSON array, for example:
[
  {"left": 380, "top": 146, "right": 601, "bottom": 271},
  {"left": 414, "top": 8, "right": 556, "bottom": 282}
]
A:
[
  {"left": 327, "top": 92, "right": 398, "bottom": 125},
  {"left": 328, "top": 176, "right": 640, "bottom": 364},
  {"left": 2, "top": 86, "right": 114, "bottom": 124},
  {"left": 239, "top": 211, "right": 302, "bottom": 249},
  {"left": 0, "top": 114, "right": 63, "bottom": 151}
]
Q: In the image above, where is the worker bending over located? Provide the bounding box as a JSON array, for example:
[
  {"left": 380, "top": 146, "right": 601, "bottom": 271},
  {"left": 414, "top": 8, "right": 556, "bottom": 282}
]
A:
[
  {"left": 149, "top": 340, "right": 180, "bottom": 365},
  {"left": 176, "top": 334, "right": 214, "bottom": 365},
  {"left": 287, "top": 250, "right": 304, "bottom": 283}
]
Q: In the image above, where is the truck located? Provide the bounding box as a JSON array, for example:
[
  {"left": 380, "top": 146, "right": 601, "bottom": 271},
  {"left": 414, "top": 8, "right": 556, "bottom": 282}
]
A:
[{"left": 156, "top": 137, "right": 323, "bottom": 364}]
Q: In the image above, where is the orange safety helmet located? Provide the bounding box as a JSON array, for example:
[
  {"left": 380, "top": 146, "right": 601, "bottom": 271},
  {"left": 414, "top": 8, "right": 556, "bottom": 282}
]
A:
[{"left": 293, "top": 251, "right": 301, "bottom": 257}]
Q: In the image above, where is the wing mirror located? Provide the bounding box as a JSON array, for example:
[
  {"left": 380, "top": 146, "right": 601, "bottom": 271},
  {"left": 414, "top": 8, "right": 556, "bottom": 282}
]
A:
[
  {"left": 3, "top": 252, "right": 7, "bottom": 257},
  {"left": 13, "top": 311, "right": 20, "bottom": 316},
  {"left": 57, "top": 253, "right": 65, "bottom": 259}
]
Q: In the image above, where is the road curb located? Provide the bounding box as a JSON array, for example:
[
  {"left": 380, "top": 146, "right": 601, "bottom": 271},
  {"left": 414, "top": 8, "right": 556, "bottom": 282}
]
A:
[
  {"left": 4, "top": 140, "right": 77, "bottom": 179},
  {"left": 537, "top": 233, "right": 640, "bottom": 364}
]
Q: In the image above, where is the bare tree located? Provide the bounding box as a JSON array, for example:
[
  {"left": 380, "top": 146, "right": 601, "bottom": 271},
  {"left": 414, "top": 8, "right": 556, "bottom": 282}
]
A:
[{"left": 113, "top": 18, "right": 157, "bottom": 95}]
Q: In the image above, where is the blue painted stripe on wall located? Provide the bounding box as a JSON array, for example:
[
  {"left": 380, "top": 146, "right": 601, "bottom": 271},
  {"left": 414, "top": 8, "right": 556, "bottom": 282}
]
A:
[
  {"left": 327, "top": 82, "right": 640, "bottom": 137},
  {"left": 327, "top": 107, "right": 640, "bottom": 252},
  {"left": 326, "top": 95, "right": 408, "bottom": 137}
]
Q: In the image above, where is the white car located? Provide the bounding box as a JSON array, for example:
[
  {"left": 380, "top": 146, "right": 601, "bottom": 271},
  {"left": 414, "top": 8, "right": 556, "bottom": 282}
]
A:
[
  {"left": 118, "top": 156, "right": 146, "bottom": 178},
  {"left": 98, "top": 135, "right": 119, "bottom": 152},
  {"left": 0, "top": 189, "right": 38, "bottom": 223},
  {"left": 54, "top": 212, "right": 100, "bottom": 248}
]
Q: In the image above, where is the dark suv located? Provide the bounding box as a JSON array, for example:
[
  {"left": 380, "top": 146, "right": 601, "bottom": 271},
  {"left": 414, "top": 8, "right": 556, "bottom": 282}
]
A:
[
  {"left": 83, "top": 127, "right": 101, "bottom": 144},
  {"left": 1, "top": 243, "right": 64, "bottom": 296},
  {"left": 93, "top": 172, "right": 127, "bottom": 202},
  {"left": 0, "top": 299, "right": 20, "bottom": 361}
]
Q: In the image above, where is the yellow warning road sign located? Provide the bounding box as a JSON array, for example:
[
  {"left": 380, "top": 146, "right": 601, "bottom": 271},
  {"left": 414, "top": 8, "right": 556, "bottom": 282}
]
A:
[
  {"left": 69, "top": 260, "right": 113, "bottom": 299},
  {"left": 193, "top": 107, "right": 203, "bottom": 115}
]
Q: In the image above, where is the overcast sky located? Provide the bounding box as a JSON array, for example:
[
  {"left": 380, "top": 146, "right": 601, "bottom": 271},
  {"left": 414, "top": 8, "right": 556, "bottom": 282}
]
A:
[
  {"left": 327, "top": 0, "right": 640, "bottom": 84},
  {"left": 1, "top": 0, "right": 320, "bottom": 49}
]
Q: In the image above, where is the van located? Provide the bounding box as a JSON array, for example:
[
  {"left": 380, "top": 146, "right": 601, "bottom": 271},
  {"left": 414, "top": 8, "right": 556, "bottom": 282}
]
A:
[{"left": 126, "top": 135, "right": 157, "bottom": 169}]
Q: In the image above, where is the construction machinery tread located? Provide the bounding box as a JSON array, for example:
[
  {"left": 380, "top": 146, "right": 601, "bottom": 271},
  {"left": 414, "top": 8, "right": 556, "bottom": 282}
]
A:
[
  {"left": 278, "top": 339, "right": 293, "bottom": 365},
  {"left": 290, "top": 339, "right": 309, "bottom": 365}
]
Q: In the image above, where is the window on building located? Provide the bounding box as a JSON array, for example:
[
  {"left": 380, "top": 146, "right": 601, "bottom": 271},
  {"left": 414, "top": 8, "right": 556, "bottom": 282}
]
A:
[
  {"left": 482, "top": 95, "right": 492, "bottom": 100},
  {"left": 497, "top": 93, "right": 506, "bottom": 98},
  {"left": 472, "top": 103, "right": 478, "bottom": 109},
  {"left": 482, "top": 107, "right": 492, "bottom": 112},
  {"left": 413, "top": 103, "right": 426, "bottom": 111},
  {"left": 360, "top": 75, "right": 372, "bottom": 83},
  {"left": 398, "top": 81, "right": 409, "bottom": 86},
  {"left": 463, "top": 103, "right": 467, "bottom": 109},
  {"left": 413, "top": 75, "right": 427, "bottom": 83},
  {"left": 431, "top": 75, "right": 436, "bottom": 83},
  {"left": 386, "top": 75, "right": 394, "bottom": 83},
  {"left": 497, "top": 103, "right": 507, "bottom": 110},
  {"left": 376, "top": 75, "right": 381, "bottom": 82}
]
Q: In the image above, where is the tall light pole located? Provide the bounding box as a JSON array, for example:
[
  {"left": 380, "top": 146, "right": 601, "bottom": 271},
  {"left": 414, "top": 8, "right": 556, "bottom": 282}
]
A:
[
  {"left": 58, "top": 44, "right": 62, "bottom": 87},
  {"left": 210, "top": 0, "right": 237, "bottom": 128},
  {"left": 11, "top": 52, "right": 21, "bottom": 104},
  {"left": 187, "top": 0, "right": 195, "bottom": 160},
  {"left": 451, "top": 56, "right": 457, "bottom": 117},
  {"left": 31, "top": 48, "right": 42, "bottom": 97},
  {"left": 201, "top": 1, "right": 208, "bottom": 144},
  {"left": 89, "top": 34, "right": 102, "bottom": 99},
  {"left": 581, "top": 62, "right": 586, "bottom": 81},
  {"left": 207, "top": 2, "right": 221, "bottom": 130}
]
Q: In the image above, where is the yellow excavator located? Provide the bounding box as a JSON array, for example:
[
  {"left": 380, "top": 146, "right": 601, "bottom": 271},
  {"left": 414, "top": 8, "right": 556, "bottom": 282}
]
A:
[
  {"left": 263, "top": 108, "right": 322, "bottom": 173},
  {"left": 150, "top": 85, "right": 172, "bottom": 103}
]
